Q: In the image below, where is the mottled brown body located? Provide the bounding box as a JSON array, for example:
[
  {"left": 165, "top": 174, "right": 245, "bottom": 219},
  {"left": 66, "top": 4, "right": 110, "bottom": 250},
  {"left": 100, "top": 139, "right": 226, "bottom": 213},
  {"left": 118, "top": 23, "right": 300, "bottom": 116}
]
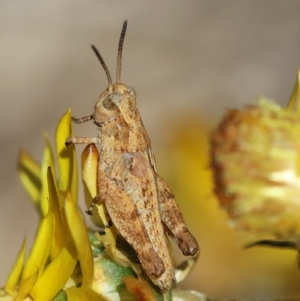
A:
[{"left": 66, "top": 20, "right": 199, "bottom": 291}]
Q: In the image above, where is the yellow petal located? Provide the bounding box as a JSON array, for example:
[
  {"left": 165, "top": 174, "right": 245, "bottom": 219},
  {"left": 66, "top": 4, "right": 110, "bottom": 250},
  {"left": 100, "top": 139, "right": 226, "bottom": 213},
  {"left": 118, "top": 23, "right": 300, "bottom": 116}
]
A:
[
  {"left": 43, "top": 130, "right": 57, "bottom": 177},
  {"left": 47, "top": 167, "right": 66, "bottom": 259},
  {"left": 18, "top": 150, "right": 41, "bottom": 210},
  {"left": 286, "top": 71, "right": 300, "bottom": 176},
  {"left": 31, "top": 244, "right": 77, "bottom": 301},
  {"left": 286, "top": 70, "right": 300, "bottom": 113},
  {"left": 21, "top": 205, "right": 52, "bottom": 281},
  {"left": 40, "top": 131, "right": 56, "bottom": 216},
  {"left": 0, "top": 289, "right": 14, "bottom": 300},
  {"left": 81, "top": 144, "right": 102, "bottom": 226},
  {"left": 81, "top": 144, "right": 98, "bottom": 198},
  {"left": 15, "top": 268, "right": 39, "bottom": 301},
  {"left": 56, "top": 109, "right": 78, "bottom": 203},
  {"left": 65, "top": 193, "right": 93, "bottom": 287},
  {"left": 71, "top": 146, "right": 78, "bottom": 204},
  {"left": 4, "top": 237, "right": 26, "bottom": 296},
  {"left": 66, "top": 287, "right": 106, "bottom": 301}
]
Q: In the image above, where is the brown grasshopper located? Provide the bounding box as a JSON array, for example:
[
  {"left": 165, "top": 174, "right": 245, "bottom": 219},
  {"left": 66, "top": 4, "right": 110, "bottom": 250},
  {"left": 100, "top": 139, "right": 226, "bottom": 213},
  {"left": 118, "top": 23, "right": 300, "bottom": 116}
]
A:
[{"left": 66, "top": 20, "right": 199, "bottom": 291}]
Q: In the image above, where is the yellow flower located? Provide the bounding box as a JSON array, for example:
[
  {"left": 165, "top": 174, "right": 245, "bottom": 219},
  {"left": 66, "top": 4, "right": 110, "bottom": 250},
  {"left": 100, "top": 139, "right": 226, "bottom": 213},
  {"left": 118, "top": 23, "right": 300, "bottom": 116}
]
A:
[
  {"left": 211, "top": 70, "right": 300, "bottom": 247},
  {"left": 2, "top": 110, "right": 86, "bottom": 301},
  {"left": 1, "top": 110, "right": 200, "bottom": 301}
]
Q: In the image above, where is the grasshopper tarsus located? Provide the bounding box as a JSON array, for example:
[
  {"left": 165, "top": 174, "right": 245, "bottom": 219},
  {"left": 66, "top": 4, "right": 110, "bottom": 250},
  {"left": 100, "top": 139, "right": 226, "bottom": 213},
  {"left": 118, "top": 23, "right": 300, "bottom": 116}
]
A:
[
  {"left": 182, "top": 244, "right": 199, "bottom": 256},
  {"left": 85, "top": 210, "right": 93, "bottom": 216},
  {"left": 105, "top": 220, "right": 113, "bottom": 228},
  {"left": 65, "top": 138, "right": 72, "bottom": 148},
  {"left": 178, "top": 234, "right": 199, "bottom": 256}
]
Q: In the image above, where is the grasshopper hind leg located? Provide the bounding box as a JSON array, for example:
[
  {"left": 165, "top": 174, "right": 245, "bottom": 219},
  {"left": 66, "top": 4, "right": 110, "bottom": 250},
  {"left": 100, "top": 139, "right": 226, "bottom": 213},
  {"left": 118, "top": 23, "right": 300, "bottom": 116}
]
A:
[{"left": 156, "top": 175, "right": 199, "bottom": 256}]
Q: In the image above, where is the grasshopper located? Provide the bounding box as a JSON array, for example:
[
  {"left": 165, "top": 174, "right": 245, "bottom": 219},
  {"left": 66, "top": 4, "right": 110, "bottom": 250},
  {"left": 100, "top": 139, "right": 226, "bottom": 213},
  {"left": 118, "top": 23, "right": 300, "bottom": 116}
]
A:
[{"left": 66, "top": 20, "right": 199, "bottom": 291}]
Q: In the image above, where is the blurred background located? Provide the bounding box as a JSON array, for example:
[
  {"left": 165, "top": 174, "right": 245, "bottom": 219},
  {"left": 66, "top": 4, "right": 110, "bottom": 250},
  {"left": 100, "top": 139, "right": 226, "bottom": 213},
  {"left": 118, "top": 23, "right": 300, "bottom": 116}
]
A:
[{"left": 1, "top": 1, "right": 300, "bottom": 298}]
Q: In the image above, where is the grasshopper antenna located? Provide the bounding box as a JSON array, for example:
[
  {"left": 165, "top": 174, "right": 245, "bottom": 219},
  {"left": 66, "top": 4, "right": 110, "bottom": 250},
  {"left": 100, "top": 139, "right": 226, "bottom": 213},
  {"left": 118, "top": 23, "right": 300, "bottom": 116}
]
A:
[
  {"left": 116, "top": 20, "right": 128, "bottom": 84},
  {"left": 91, "top": 44, "right": 112, "bottom": 86}
]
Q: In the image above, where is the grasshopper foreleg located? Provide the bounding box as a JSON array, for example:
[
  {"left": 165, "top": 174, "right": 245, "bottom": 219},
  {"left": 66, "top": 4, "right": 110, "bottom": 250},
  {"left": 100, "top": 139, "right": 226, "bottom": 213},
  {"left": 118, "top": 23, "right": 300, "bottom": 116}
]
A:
[
  {"left": 85, "top": 194, "right": 103, "bottom": 215},
  {"left": 65, "top": 136, "right": 100, "bottom": 147},
  {"left": 72, "top": 115, "right": 94, "bottom": 124}
]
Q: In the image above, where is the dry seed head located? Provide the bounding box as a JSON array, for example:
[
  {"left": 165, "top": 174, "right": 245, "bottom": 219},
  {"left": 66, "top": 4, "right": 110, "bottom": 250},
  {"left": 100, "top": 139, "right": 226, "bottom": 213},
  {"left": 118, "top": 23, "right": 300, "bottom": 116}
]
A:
[{"left": 211, "top": 98, "right": 300, "bottom": 245}]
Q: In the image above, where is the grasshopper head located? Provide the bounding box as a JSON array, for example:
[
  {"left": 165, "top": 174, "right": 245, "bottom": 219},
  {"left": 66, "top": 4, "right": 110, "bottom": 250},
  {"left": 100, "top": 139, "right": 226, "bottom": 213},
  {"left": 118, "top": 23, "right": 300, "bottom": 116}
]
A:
[{"left": 93, "top": 83, "right": 137, "bottom": 125}]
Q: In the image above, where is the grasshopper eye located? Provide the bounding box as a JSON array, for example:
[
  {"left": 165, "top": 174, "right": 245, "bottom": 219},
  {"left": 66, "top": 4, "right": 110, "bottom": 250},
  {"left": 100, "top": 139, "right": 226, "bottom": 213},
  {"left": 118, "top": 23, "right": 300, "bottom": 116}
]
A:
[
  {"left": 103, "top": 95, "right": 117, "bottom": 111},
  {"left": 127, "top": 86, "right": 137, "bottom": 99}
]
